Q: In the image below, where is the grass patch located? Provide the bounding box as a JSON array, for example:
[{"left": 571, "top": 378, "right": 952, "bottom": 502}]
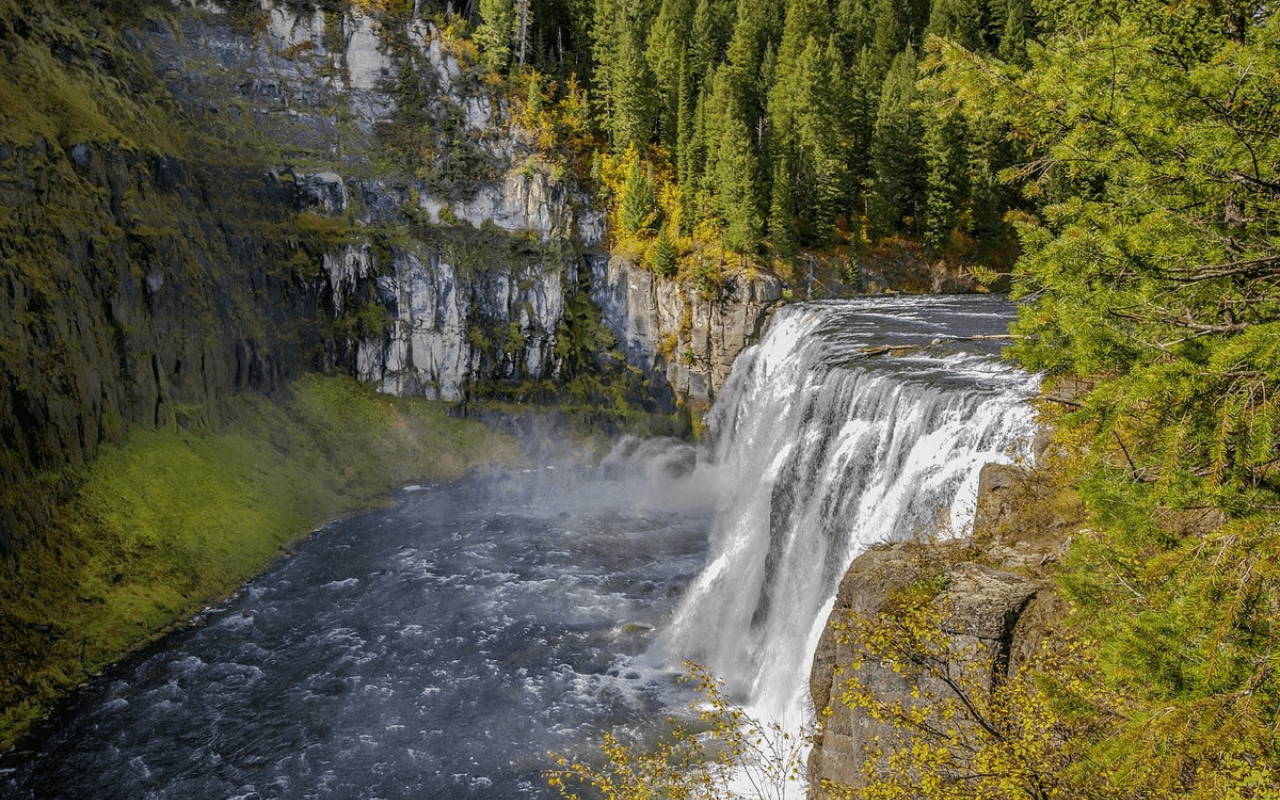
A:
[{"left": 0, "top": 373, "right": 522, "bottom": 750}]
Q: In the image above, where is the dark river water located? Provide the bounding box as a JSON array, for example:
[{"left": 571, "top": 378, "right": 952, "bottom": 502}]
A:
[{"left": 2, "top": 447, "right": 713, "bottom": 800}]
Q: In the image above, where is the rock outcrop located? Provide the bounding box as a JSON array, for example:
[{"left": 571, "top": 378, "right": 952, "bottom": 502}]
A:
[
  {"left": 148, "top": 1, "right": 771, "bottom": 406},
  {"left": 150, "top": 3, "right": 600, "bottom": 400},
  {"left": 592, "top": 256, "right": 783, "bottom": 407},
  {"left": 806, "top": 460, "right": 1082, "bottom": 798}
]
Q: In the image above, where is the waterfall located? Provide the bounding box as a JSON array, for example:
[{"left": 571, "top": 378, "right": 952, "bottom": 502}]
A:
[{"left": 660, "top": 298, "right": 1041, "bottom": 721}]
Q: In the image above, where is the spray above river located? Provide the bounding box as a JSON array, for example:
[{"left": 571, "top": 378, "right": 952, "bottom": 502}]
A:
[{"left": 2, "top": 296, "right": 1038, "bottom": 799}]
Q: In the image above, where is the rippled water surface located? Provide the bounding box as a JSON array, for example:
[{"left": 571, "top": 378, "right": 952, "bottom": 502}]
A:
[{"left": 3, "top": 453, "right": 713, "bottom": 799}]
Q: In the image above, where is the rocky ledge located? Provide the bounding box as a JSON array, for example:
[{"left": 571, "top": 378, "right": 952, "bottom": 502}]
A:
[{"left": 807, "top": 458, "right": 1085, "bottom": 798}]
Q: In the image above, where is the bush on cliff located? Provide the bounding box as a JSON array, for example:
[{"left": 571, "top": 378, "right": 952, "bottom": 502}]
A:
[{"left": 903, "top": 1, "right": 1280, "bottom": 794}]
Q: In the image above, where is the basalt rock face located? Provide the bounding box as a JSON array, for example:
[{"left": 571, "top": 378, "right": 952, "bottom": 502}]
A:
[
  {"left": 806, "top": 461, "right": 1079, "bottom": 798},
  {"left": 145, "top": 0, "right": 771, "bottom": 406},
  {"left": 147, "top": 2, "right": 605, "bottom": 402},
  {"left": 807, "top": 546, "right": 1041, "bottom": 797},
  {"left": 591, "top": 255, "right": 783, "bottom": 408},
  {"left": 0, "top": 0, "right": 588, "bottom": 558},
  {"left": 0, "top": 130, "right": 326, "bottom": 560}
]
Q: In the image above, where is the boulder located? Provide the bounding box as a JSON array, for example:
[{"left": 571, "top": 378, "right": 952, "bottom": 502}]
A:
[{"left": 807, "top": 545, "right": 1042, "bottom": 799}]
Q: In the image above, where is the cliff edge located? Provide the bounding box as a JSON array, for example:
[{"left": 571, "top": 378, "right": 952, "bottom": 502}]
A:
[{"left": 807, "top": 455, "right": 1086, "bottom": 797}]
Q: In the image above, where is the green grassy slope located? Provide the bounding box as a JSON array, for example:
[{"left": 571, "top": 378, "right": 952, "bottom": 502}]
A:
[{"left": 0, "top": 375, "right": 523, "bottom": 750}]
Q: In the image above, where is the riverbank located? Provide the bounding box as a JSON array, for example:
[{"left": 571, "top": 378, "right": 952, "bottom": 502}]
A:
[{"left": 0, "top": 374, "right": 525, "bottom": 751}]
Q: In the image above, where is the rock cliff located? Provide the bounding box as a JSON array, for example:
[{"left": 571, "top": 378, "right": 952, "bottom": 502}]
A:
[
  {"left": 149, "top": 2, "right": 604, "bottom": 401},
  {"left": 0, "top": 0, "right": 779, "bottom": 559},
  {"left": 591, "top": 255, "right": 783, "bottom": 409},
  {"left": 806, "top": 459, "right": 1083, "bottom": 797},
  {"left": 146, "top": 1, "right": 780, "bottom": 408}
]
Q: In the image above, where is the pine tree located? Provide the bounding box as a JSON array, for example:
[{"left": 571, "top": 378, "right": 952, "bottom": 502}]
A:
[
  {"left": 698, "top": 62, "right": 727, "bottom": 196},
  {"left": 620, "top": 155, "right": 659, "bottom": 234},
  {"left": 869, "top": 47, "right": 925, "bottom": 234},
  {"left": 868, "top": 0, "right": 930, "bottom": 75},
  {"left": 776, "top": 0, "right": 832, "bottom": 74},
  {"left": 799, "top": 37, "right": 846, "bottom": 242},
  {"left": 525, "top": 71, "right": 544, "bottom": 119},
  {"left": 716, "top": 115, "right": 763, "bottom": 253},
  {"left": 690, "top": 0, "right": 736, "bottom": 77},
  {"left": 768, "top": 152, "right": 799, "bottom": 262},
  {"left": 475, "top": 0, "right": 516, "bottom": 70},
  {"left": 653, "top": 225, "right": 678, "bottom": 276},
  {"left": 721, "top": 0, "right": 775, "bottom": 133},
  {"left": 675, "top": 53, "right": 696, "bottom": 187},
  {"left": 835, "top": 0, "right": 875, "bottom": 54},
  {"left": 935, "top": 0, "right": 1280, "bottom": 484},
  {"left": 646, "top": 0, "right": 694, "bottom": 151},
  {"left": 997, "top": 0, "right": 1033, "bottom": 65},
  {"left": 966, "top": 157, "right": 1003, "bottom": 247},
  {"left": 926, "top": 0, "right": 985, "bottom": 51},
  {"left": 845, "top": 46, "right": 881, "bottom": 215},
  {"left": 609, "top": 14, "right": 659, "bottom": 153},
  {"left": 920, "top": 104, "right": 968, "bottom": 253}
]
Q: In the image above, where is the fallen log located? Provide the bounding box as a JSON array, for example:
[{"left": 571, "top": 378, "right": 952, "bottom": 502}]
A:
[{"left": 848, "top": 334, "right": 1022, "bottom": 360}]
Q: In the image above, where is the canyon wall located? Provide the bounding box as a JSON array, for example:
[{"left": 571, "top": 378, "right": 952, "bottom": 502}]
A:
[{"left": 0, "top": 0, "right": 779, "bottom": 559}]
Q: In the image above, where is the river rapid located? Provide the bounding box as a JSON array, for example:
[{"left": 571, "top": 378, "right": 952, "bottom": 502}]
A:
[{"left": 2, "top": 296, "right": 1039, "bottom": 800}]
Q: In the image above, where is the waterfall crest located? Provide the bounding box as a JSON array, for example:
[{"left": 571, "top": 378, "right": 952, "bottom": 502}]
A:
[{"left": 660, "top": 298, "right": 1040, "bottom": 720}]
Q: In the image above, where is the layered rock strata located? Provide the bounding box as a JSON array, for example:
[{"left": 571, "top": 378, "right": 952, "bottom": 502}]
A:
[{"left": 0, "top": 1, "right": 779, "bottom": 557}]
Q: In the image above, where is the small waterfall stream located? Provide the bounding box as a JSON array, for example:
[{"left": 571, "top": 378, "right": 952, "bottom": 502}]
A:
[
  {"left": 661, "top": 296, "right": 1040, "bottom": 721},
  {"left": 1, "top": 296, "right": 1037, "bottom": 799}
]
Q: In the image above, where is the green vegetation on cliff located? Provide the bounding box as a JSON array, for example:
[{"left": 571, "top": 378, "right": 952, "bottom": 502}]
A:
[
  {"left": 817, "top": 1, "right": 1280, "bottom": 797},
  {"left": 0, "top": 374, "right": 521, "bottom": 750}
]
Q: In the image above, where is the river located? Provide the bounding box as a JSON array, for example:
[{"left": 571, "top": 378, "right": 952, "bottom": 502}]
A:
[{"left": 1, "top": 296, "right": 1039, "bottom": 799}]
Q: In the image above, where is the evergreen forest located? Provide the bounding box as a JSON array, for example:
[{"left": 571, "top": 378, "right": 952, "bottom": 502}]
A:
[{"left": 467, "top": 0, "right": 1043, "bottom": 280}]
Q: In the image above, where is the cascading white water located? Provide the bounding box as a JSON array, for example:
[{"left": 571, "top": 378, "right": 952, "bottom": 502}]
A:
[{"left": 660, "top": 297, "right": 1041, "bottom": 723}]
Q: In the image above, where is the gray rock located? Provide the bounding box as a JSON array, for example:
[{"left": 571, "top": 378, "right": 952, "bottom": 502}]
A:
[
  {"left": 590, "top": 255, "right": 782, "bottom": 407},
  {"left": 808, "top": 542, "right": 1040, "bottom": 799}
]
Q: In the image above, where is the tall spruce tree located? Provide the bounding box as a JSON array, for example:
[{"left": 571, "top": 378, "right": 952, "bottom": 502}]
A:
[
  {"left": 475, "top": 0, "right": 516, "bottom": 70},
  {"left": 721, "top": 0, "right": 776, "bottom": 139},
  {"left": 716, "top": 115, "right": 764, "bottom": 253},
  {"left": 835, "top": 0, "right": 875, "bottom": 54},
  {"left": 609, "top": 14, "right": 659, "bottom": 153},
  {"left": 768, "top": 150, "right": 799, "bottom": 261},
  {"left": 920, "top": 103, "right": 968, "bottom": 253},
  {"left": 926, "top": 0, "right": 985, "bottom": 51},
  {"left": 996, "top": 0, "right": 1033, "bottom": 64},
  {"left": 645, "top": 0, "right": 693, "bottom": 150},
  {"left": 869, "top": 47, "right": 926, "bottom": 234}
]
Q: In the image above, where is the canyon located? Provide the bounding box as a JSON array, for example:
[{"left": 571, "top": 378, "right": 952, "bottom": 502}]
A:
[{"left": 0, "top": 4, "right": 1054, "bottom": 796}]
